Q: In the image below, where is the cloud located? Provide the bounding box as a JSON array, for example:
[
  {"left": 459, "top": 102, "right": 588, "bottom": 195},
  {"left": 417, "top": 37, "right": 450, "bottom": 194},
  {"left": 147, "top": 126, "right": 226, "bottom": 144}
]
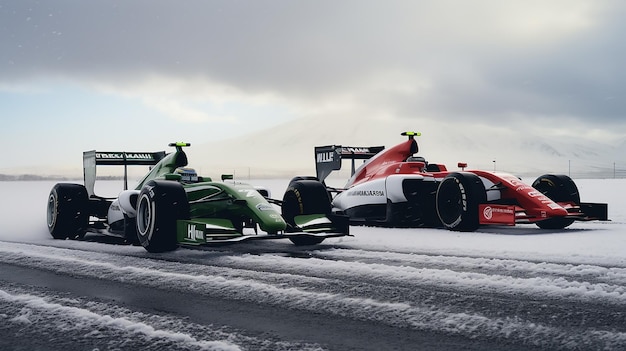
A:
[
  {"left": 86, "top": 74, "right": 294, "bottom": 126},
  {"left": 139, "top": 97, "right": 232, "bottom": 123},
  {"left": 1, "top": 0, "right": 625, "bottom": 141}
]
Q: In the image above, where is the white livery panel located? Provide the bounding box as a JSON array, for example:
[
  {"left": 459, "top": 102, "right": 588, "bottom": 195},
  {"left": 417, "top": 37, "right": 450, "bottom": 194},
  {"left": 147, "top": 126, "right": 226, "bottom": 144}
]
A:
[
  {"left": 384, "top": 174, "right": 427, "bottom": 203},
  {"left": 117, "top": 190, "right": 140, "bottom": 217},
  {"left": 332, "top": 178, "right": 387, "bottom": 211}
]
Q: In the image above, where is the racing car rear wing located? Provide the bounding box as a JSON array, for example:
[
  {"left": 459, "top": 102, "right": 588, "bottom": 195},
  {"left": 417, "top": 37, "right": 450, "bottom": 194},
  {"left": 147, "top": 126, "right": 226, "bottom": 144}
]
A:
[
  {"left": 315, "top": 145, "right": 385, "bottom": 182},
  {"left": 83, "top": 150, "right": 166, "bottom": 198}
]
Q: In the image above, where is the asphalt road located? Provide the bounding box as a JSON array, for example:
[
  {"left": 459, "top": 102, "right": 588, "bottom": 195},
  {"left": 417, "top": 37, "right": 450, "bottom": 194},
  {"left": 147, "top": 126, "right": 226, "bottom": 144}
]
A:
[{"left": 0, "top": 237, "right": 624, "bottom": 350}]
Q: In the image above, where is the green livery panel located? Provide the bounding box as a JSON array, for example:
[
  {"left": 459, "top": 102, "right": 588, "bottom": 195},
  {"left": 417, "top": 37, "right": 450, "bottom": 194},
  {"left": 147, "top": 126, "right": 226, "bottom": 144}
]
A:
[
  {"left": 183, "top": 181, "right": 287, "bottom": 234},
  {"left": 177, "top": 219, "right": 242, "bottom": 245}
]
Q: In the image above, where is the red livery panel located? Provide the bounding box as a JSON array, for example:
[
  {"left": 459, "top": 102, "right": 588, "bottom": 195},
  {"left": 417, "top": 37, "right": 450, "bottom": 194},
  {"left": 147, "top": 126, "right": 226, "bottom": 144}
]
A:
[{"left": 479, "top": 204, "right": 515, "bottom": 226}]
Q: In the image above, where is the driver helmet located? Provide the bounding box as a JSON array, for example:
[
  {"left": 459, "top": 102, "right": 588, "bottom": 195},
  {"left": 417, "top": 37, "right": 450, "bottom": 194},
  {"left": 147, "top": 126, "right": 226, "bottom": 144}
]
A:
[
  {"left": 175, "top": 167, "right": 199, "bottom": 183},
  {"left": 406, "top": 155, "right": 426, "bottom": 164}
]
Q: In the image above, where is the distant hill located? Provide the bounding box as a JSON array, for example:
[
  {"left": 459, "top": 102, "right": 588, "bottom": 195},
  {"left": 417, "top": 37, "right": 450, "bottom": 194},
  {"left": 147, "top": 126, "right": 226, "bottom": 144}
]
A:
[
  {"left": 0, "top": 174, "right": 118, "bottom": 181},
  {"left": 189, "top": 115, "right": 626, "bottom": 180},
  {"left": 6, "top": 116, "right": 623, "bottom": 181},
  {"left": 0, "top": 174, "right": 76, "bottom": 181}
]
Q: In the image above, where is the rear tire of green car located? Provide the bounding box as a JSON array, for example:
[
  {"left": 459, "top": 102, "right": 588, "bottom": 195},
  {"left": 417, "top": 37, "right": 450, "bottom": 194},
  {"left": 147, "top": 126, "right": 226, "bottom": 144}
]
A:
[{"left": 47, "top": 183, "right": 88, "bottom": 240}]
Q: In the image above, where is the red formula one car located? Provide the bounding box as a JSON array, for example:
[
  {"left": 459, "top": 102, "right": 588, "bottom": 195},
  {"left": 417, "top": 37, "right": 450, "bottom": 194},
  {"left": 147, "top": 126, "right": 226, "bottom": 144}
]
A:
[{"left": 283, "top": 132, "right": 608, "bottom": 231}]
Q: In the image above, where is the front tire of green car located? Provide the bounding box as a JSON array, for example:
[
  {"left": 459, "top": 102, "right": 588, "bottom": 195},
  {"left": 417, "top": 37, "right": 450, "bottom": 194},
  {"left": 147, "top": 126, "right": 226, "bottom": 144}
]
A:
[
  {"left": 136, "top": 180, "right": 189, "bottom": 253},
  {"left": 282, "top": 179, "right": 331, "bottom": 246}
]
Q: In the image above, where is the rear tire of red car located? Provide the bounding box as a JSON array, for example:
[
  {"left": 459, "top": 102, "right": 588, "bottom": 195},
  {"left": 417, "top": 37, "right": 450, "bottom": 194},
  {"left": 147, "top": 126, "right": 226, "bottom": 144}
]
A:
[
  {"left": 282, "top": 179, "right": 331, "bottom": 245},
  {"left": 532, "top": 174, "right": 580, "bottom": 229},
  {"left": 436, "top": 173, "right": 486, "bottom": 232},
  {"left": 136, "top": 180, "right": 189, "bottom": 253},
  {"left": 47, "top": 183, "right": 89, "bottom": 240}
]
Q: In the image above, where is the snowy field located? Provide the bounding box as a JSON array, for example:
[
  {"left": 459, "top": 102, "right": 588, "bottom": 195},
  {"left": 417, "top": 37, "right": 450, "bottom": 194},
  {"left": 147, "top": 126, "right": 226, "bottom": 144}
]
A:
[
  {"left": 0, "top": 178, "right": 625, "bottom": 350},
  {"left": 2, "top": 178, "right": 624, "bottom": 266}
]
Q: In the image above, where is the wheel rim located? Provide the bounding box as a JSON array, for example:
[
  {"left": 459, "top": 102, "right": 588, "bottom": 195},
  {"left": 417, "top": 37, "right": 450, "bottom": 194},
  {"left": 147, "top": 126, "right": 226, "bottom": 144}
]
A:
[
  {"left": 47, "top": 193, "right": 57, "bottom": 229},
  {"left": 437, "top": 179, "right": 464, "bottom": 226},
  {"left": 136, "top": 194, "right": 154, "bottom": 239}
]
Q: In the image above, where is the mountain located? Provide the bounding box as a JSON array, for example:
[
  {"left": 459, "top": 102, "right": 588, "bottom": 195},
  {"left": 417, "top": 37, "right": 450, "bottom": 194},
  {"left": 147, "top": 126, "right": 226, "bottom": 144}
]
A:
[{"left": 189, "top": 115, "right": 625, "bottom": 180}]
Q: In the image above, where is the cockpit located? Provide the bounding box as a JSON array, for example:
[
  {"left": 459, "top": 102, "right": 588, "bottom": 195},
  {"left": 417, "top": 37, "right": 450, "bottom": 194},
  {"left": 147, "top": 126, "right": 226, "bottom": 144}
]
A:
[
  {"left": 406, "top": 155, "right": 427, "bottom": 164},
  {"left": 406, "top": 155, "right": 443, "bottom": 172},
  {"left": 175, "top": 167, "right": 199, "bottom": 183}
]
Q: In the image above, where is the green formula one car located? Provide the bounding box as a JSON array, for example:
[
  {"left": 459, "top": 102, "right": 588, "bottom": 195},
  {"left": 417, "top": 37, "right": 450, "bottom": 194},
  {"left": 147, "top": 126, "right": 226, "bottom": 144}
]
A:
[{"left": 47, "top": 142, "right": 349, "bottom": 252}]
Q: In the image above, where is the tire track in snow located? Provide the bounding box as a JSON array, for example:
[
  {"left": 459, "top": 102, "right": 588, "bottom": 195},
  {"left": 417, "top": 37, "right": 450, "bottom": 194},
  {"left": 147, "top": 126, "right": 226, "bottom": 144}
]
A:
[
  {"left": 0, "top": 287, "right": 240, "bottom": 351},
  {"left": 214, "top": 251, "right": 626, "bottom": 306},
  {"left": 1, "top": 242, "right": 625, "bottom": 349},
  {"left": 10, "top": 243, "right": 626, "bottom": 305},
  {"left": 0, "top": 284, "right": 326, "bottom": 351},
  {"left": 314, "top": 248, "right": 626, "bottom": 285}
]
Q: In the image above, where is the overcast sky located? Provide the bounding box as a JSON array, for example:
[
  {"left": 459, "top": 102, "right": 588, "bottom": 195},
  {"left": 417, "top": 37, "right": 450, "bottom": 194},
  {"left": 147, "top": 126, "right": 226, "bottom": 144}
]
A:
[{"left": 1, "top": 0, "right": 625, "bottom": 174}]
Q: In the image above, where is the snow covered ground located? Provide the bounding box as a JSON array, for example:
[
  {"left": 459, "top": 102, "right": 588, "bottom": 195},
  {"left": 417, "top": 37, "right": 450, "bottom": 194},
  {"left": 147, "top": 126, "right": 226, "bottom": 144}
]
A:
[
  {"left": 0, "top": 178, "right": 625, "bottom": 350},
  {"left": 344, "top": 177, "right": 626, "bottom": 268},
  {"left": 3, "top": 178, "right": 623, "bottom": 265}
]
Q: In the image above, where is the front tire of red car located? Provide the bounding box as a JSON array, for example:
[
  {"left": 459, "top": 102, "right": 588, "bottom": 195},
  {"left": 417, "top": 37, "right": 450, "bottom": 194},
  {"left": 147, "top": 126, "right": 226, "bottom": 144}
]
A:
[
  {"left": 436, "top": 173, "right": 486, "bottom": 232},
  {"left": 532, "top": 174, "right": 580, "bottom": 229},
  {"left": 47, "top": 183, "right": 88, "bottom": 240},
  {"left": 136, "top": 180, "right": 189, "bottom": 253}
]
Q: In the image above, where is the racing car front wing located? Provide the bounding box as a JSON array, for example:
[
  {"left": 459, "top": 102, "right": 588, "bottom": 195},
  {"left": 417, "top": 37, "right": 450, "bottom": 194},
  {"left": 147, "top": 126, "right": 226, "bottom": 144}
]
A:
[
  {"left": 479, "top": 202, "right": 609, "bottom": 226},
  {"left": 177, "top": 213, "right": 350, "bottom": 246}
]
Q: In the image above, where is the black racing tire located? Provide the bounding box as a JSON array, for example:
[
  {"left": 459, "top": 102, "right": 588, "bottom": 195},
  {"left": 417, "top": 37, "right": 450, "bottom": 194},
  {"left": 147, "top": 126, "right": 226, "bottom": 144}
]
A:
[
  {"left": 436, "top": 173, "right": 486, "bottom": 232},
  {"left": 47, "top": 183, "right": 89, "bottom": 239},
  {"left": 532, "top": 174, "right": 580, "bottom": 229},
  {"left": 287, "top": 176, "right": 320, "bottom": 187},
  {"left": 282, "top": 179, "right": 331, "bottom": 245},
  {"left": 123, "top": 215, "right": 140, "bottom": 245},
  {"left": 136, "top": 180, "right": 189, "bottom": 253}
]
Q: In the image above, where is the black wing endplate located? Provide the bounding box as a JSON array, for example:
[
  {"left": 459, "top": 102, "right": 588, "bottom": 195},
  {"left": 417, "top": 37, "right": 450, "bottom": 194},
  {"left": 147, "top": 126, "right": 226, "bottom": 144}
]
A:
[{"left": 314, "top": 145, "right": 384, "bottom": 182}]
